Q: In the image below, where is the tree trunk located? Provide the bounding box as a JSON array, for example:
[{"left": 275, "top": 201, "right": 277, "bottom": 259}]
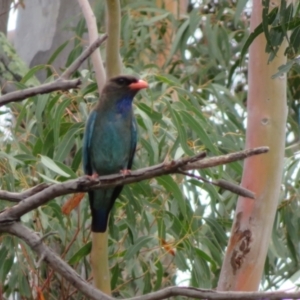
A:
[
  {"left": 217, "top": 0, "right": 288, "bottom": 291},
  {"left": 0, "top": 0, "right": 10, "bottom": 34}
]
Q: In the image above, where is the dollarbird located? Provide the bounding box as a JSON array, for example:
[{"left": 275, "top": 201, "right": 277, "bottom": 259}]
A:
[{"left": 83, "top": 75, "right": 148, "bottom": 232}]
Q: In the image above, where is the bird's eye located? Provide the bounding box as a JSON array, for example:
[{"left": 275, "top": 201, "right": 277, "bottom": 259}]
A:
[{"left": 117, "top": 78, "right": 126, "bottom": 85}]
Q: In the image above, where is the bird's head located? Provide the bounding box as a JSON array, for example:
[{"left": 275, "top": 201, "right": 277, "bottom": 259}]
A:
[{"left": 103, "top": 75, "right": 148, "bottom": 99}]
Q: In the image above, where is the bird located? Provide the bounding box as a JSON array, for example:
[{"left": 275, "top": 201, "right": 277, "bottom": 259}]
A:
[{"left": 82, "top": 75, "right": 148, "bottom": 232}]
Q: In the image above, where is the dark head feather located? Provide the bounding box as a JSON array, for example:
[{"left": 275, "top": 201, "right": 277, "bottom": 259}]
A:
[
  {"left": 98, "top": 75, "right": 148, "bottom": 109},
  {"left": 103, "top": 75, "right": 139, "bottom": 94}
]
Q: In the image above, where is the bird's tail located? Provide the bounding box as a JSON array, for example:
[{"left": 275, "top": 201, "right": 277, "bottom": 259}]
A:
[{"left": 88, "top": 186, "right": 123, "bottom": 232}]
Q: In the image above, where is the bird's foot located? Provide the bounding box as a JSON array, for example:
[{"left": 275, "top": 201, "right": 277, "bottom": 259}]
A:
[
  {"left": 120, "top": 169, "right": 131, "bottom": 177},
  {"left": 86, "top": 173, "right": 99, "bottom": 180}
]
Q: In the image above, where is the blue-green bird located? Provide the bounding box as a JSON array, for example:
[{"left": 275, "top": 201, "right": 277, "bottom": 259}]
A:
[{"left": 83, "top": 75, "right": 148, "bottom": 232}]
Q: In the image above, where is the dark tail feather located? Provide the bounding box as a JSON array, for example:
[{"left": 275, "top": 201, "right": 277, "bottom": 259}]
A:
[
  {"left": 88, "top": 186, "right": 123, "bottom": 232},
  {"left": 91, "top": 208, "right": 110, "bottom": 232},
  {"left": 88, "top": 191, "right": 110, "bottom": 232}
]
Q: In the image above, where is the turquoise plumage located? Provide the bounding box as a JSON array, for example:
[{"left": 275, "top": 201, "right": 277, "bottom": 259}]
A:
[{"left": 83, "top": 75, "right": 148, "bottom": 232}]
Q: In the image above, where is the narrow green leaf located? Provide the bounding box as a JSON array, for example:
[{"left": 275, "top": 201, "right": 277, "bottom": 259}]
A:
[
  {"left": 240, "top": 7, "right": 278, "bottom": 63},
  {"left": 111, "top": 263, "right": 120, "bottom": 289},
  {"left": 0, "top": 254, "right": 14, "bottom": 282},
  {"left": 180, "top": 111, "right": 216, "bottom": 153},
  {"left": 167, "top": 101, "right": 193, "bottom": 155},
  {"left": 165, "top": 18, "right": 189, "bottom": 66},
  {"left": 143, "top": 12, "right": 170, "bottom": 26},
  {"left": 124, "top": 236, "right": 153, "bottom": 260},
  {"left": 21, "top": 65, "right": 45, "bottom": 84},
  {"left": 234, "top": 0, "right": 248, "bottom": 26},
  {"left": 40, "top": 155, "right": 70, "bottom": 177},
  {"left": 47, "top": 40, "right": 69, "bottom": 65},
  {"left": 137, "top": 103, "right": 162, "bottom": 122},
  {"left": 68, "top": 241, "right": 92, "bottom": 265},
  {"left": 154, "top": 260, "right": 163, "bottom": 291},
  {"left": 194, "top": 248, "right": 216, "bottom": 269},
  {"left": 157, "top": 175, "right": 186, "bottom": 216}
]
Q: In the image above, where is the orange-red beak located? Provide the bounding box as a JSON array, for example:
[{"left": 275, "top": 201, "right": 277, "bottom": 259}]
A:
[{"left": 129, "top": 79, "right": 148, "bottom": 90}]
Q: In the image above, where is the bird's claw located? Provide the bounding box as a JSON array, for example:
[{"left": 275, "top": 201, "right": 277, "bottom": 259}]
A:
[
  {"left": 120, "top": 169, "right": 131, "bottom": 177},
  {"left": 86, "top": 173, "right": 99, "bottom": 180}
]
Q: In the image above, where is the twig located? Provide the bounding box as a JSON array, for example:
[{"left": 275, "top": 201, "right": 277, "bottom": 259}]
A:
[
  {"left": 179, "top": 171, "right": 255, "bottom": 199},
  {"left": 183, "top": 147, "right": 269, "bottom": 169},
  {"left": 60, "top": 34, "right": 108, "bottom": 80},
  {"left": 0, "top": 183, "right": 49, "bottom": 202},
  {"left": 78, "top": 0, "right": 106, "bottom": 92},
  {"left": 0, "top": 35, "right": 108, "bottom": 106},
  {"left": 0, "top": 147, "right": 268, "bottom": 224},
  {"left": 0, "top": 79, "right": 80, "bottom": 107}
]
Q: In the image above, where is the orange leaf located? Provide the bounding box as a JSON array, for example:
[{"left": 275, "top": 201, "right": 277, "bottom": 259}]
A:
[
  {"left": 35, "top": 287, "right": 45, "bottom": 300},
  {"left": 161, "top": 238, "right": 176, "bottom": 256},
  {"left": 61, "top": 193, "right": 85, "bottom": 215}
]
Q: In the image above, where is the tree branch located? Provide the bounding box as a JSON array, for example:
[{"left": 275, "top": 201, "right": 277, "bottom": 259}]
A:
[
  {"left": 1, "top": 146, "right": 297, "bottom": 300},
  {"left": 0, "top": 183, "right": 49, "bottom": 202},
  {"left": 2, "top": 222, "right": 111, "bottom": 300},
  {"left": 78, "top": 0, "right": 107, "bottom": 93},
  {"left": 0, "top": 35, "right": 108, "bottom": 106},
  {"left": 0, "top": 79, "right": 81, "bottom": 107},
  {"left": 128, "top": 286, "right": 300, "bottom": 300},
  {"left": 2, "top": 222, "right": 300, "bottom": 300},
  {"left": 0, "top": 147, "right": 268, "bottom": 225},
  {"left": 179, "top": 171, "right": 255, "bottom": 199},
  {"left": 61, "top": 34, "right": 108, "bottom": 80}
]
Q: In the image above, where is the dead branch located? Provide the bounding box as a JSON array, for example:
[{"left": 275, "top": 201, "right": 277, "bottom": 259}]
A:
[
  {"left": 0, "top": 35, "right": 108, "bottom": 106},
  {"left": 2, "top": 222, "right": 110, "bottom": 300}
]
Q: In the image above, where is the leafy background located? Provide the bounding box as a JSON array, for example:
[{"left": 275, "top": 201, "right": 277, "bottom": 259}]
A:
[{"left": 0, "top": 0, "right": 300, "bottom": 298}]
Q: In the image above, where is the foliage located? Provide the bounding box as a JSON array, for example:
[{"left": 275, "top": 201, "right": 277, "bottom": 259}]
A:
[{"left": 0, "top": 0, "right": 300, "bottom": 298}]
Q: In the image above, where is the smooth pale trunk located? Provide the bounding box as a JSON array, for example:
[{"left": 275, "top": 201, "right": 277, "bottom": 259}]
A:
[
  {"left": 218, "top": 1, "right": 288, "bottom": 290},
  {"left": 90, "top": 0, "right": 122, "bottom": 293},
  {"left": 91, "top": 231, "right": 111, "bottom": 295},
  {"left": 105, "top": 0, "right": 122, "bottom": 78}
]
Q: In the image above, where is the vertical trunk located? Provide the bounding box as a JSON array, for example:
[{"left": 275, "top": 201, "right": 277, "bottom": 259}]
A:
[
  {"left": 105, "top": 0, "right": 122, "bottom": 78},
  {"left": 218, "top": 1, "right": 288, "bottom": 290},
  {"left": 0, "top": 0, "right": 10, "bottom": 35},
  {"left": 91, "top": 231, "right": 111, "bottom": 295},
  {"left": 155, "top": 0, "right": 188, "bottom": 67}
]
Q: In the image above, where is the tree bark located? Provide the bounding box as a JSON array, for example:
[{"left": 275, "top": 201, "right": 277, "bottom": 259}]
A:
[
  {"left": 0, "top": 0, "right": 10, "bottom": 34},
  {"left": 217, "top": 0, "right": 288, "bottom": 291}
]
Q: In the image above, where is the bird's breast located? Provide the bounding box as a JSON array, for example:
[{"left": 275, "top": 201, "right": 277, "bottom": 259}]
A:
[{"left": 90, "top": 113, "right": 133, "bottom": 175}]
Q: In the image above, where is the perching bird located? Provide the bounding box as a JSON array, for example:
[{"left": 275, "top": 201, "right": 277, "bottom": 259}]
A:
[{"left": 83, "top": 75, "right": 148, "bottom": 232}]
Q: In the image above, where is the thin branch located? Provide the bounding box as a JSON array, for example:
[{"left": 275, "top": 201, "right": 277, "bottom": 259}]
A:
[
  {"left": 128, "top": 286, "right": 300, "bottom": 300},
  {"left": 2, "top": 222, "right": 300, "bottom": 300},
  {"left": 179, "top": 171, "right": 255, "bottom": 199},
  {"left": 60, "top": 34, "right": 108, "bottom": 80},
  {"left": 78, "top": 0, "right": 106, "bottom": 92},
  {"left": 2, "top": 222, "right": 111, "bottom": 300},
  {"left": 0, "top": 79, "right": 81, "bottom": 107},
  {"left": 0, "top": 35, "right": 108, "bottom": 106},
  {"left": 0, "top": 147, "right": 268, "bottom": 224},
  {"left": 184, "top": 147, "right": 269, "bottom": 170},
  {"left": 0, "top": 183, "right": 49, "bottom": 202}
]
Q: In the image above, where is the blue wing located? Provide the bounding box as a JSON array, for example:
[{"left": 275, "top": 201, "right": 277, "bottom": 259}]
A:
[
  {"left": 82, "top": 110, "right": 98, "bottom": 175},
  {"left": 128, "top": 117, "right": 137, "bottom": 169}
]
